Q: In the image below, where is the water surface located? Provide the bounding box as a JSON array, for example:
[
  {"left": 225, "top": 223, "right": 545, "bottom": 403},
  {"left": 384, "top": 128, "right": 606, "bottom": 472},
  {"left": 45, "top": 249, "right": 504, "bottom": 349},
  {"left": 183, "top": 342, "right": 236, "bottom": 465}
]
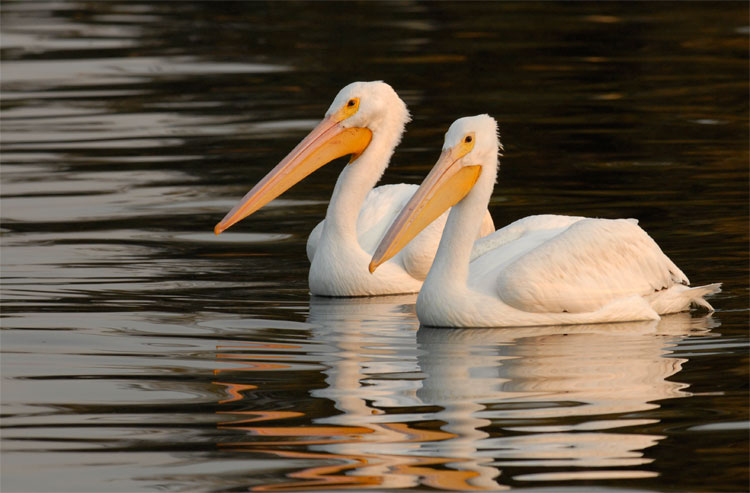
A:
[{"left": 1, "top": 2, "right": 748, "bottom": 492}]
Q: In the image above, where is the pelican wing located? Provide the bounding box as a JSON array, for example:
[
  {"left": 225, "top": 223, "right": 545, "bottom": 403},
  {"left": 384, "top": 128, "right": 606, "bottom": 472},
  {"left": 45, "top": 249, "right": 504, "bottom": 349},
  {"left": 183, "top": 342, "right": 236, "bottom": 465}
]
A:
[
  {"left": 357, "top": 184, "right": 447, "bottom": 280},
  {"left": 470, "top": 214, "right": 585, "bottom": 261},
  {"left": 356, "top": 184, "right": 418, "bottom": 251},
  {"left": 358, "top": 184, "right": 495, "bottom": 280},
  {"left": 309, "top": 183, "right": 493, "bottom": 280},
  {"left": 489, "top": 218, "right": 689, "bottom": 314},
  {"left": 306, "top": 184, "right": 427, "bottom": 267}
]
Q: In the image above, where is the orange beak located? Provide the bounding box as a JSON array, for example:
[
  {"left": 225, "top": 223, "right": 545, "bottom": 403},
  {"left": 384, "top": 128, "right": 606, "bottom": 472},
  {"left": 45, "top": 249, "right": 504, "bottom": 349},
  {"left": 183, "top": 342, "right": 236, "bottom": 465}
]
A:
[
  {"left": 214, "top": 116, "right": 372, "bottom": 234},
  {"left": 369, "top": 145, "right": 481, "bottom": 273}
]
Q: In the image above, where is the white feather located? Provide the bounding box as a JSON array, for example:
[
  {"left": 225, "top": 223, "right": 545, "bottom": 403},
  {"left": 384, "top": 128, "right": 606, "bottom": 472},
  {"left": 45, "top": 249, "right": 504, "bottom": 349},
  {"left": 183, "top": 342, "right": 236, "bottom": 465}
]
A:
[
  {"left": 408, "top": 115, "right": 720, "bottom": 327},
  {"left": 308, "top": 183, "right": 494, "bottom": 292}
]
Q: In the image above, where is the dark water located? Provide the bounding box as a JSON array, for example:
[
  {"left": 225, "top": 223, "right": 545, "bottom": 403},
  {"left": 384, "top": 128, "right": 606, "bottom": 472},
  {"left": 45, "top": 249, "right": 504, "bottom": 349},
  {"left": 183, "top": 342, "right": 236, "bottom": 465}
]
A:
[{"left": 1, "top": 2, "right": 748, "bottom": 492}]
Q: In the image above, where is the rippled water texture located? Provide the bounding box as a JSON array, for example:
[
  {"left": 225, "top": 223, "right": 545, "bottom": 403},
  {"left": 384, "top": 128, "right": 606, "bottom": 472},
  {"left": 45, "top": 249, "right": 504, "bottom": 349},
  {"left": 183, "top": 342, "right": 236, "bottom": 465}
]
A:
[{"left": 1, "top": 2, "right": 748, "bottom": 492}]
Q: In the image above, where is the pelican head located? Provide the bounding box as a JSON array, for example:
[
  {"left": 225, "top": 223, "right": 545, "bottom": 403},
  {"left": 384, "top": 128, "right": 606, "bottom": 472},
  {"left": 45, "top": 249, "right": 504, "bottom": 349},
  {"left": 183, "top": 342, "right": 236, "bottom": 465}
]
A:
[
  {"left": 214, "top": 81, "right": 409, "bottom": 234},
  {"left": 325, "top": 81, "right": 410, "bottom": 135},
  {"left": 369, "top": 115, "right": 500, "bottom": 273}
]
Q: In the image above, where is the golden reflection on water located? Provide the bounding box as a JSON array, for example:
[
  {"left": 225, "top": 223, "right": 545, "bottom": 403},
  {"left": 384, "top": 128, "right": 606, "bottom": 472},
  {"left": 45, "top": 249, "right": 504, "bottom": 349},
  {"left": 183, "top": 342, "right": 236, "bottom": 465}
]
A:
[{"left": 213, "top": 297, "right": 717, "bottom": 490}]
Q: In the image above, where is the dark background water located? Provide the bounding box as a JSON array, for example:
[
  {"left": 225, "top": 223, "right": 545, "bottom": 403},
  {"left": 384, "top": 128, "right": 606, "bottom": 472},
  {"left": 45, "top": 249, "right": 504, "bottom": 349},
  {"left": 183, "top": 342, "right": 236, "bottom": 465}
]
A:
[{"left": 1, "top": 1, "right": 748, "bottom": 492}]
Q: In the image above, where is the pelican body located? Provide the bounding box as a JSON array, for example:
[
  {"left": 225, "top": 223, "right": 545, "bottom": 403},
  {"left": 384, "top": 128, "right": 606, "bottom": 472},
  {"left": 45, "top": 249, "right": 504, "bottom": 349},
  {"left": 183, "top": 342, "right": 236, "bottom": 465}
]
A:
[
  {"left": 214, "top": 82, "right": 494, "bottom": 296},
  {"left": 370, "top": 115, "right": 720, "bottom": 327}
]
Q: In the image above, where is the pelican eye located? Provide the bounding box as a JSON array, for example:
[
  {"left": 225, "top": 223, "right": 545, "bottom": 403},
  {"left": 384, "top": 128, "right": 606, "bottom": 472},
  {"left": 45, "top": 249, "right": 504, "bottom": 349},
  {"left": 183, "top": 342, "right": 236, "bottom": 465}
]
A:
[
  {"left": 464, "top": 135, "right": 473, "bottom": 143},
  {"left": 335, "top": 97, "right": 360, "bottom": 122}
]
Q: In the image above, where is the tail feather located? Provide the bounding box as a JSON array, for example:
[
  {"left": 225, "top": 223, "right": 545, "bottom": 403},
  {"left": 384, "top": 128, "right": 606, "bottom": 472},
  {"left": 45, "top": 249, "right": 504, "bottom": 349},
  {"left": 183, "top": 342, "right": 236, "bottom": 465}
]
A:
[
  {"left": 687, "top": 283, "right": 722, "bottom": 313},
  {"left": 646, "top": 283, "right": 721, "bottom": 315}
]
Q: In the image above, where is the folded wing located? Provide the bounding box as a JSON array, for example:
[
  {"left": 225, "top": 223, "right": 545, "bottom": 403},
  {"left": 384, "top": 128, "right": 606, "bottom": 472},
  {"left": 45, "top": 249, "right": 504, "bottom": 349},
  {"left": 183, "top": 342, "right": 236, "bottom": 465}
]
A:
[{"left": 494, "top": 218, "right": 689, "bottom": 313}]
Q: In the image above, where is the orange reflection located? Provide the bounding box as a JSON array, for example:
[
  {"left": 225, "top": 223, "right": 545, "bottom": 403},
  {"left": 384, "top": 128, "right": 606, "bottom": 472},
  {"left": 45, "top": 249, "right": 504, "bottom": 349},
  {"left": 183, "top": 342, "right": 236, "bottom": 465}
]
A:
[
  {"left": 240, "top": 449, "right": 492, "bottom": 491},
  {"left": 217, "top": 343, "right": 300, "bottom": 350},
  {"left": 213, "top": 344, "right": 294, "bottom": 374},
  {"left": 247, "top": 449, "right": 383, "bottom": 490},
  {"left": 217, "top": 410, "right": 304, "bottom": 425},
  {"left": 213, "top": 382, "right": 257, "bottom": 404}
]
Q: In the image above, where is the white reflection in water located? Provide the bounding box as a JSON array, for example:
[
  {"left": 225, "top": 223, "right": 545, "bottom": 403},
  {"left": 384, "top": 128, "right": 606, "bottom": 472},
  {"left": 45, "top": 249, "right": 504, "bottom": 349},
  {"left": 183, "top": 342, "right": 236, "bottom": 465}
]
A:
[{"left": 296, "top": 297, "right": 716, "bottom": 489}]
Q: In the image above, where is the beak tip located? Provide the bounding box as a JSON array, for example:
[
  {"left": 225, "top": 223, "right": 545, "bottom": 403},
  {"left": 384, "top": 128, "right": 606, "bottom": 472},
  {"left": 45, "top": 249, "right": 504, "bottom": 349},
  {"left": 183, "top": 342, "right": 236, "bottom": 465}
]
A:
[
  {"left": 368, "top": 260, "right": 378, "bottom": 274},
  {"left": 214, "top": 224, "right": 224, "bottom": 235}
]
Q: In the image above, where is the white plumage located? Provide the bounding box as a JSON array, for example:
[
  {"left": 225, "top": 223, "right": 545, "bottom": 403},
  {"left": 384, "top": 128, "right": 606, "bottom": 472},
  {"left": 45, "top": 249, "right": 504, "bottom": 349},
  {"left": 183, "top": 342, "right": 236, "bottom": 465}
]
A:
[
  {"left": 307, "top": 183, "right": 469, "bottom": 281},
  {"left": 371, "top": 115, "right": 720, "bottom": 327},
  {"left": 215, "top": 82, "right": 493, "bottom": 296},
  {"left": 307, "top": 182, "right": 494, "bottom": 296}
]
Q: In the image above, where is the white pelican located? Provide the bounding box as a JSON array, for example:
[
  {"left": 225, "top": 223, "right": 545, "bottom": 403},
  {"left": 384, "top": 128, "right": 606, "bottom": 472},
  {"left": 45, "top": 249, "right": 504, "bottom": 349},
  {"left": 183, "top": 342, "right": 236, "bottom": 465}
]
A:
[
  {"left": 370, "top": 115, "right": 721, "bottom": 327},
  {"left": 214, "top": 82, "right": 494, "bottom": 296}
]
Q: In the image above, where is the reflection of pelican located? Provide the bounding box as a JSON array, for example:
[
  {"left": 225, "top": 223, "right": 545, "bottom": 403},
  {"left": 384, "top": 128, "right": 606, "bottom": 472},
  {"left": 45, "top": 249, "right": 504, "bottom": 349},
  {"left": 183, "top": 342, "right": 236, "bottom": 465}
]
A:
[
  {"left": 242, "top": 295, "right": 507, "bottom": 490},
  {"left": 216, "top": 298, "right": 716, "bottom": 489},
  {"left": 307, "top": 295, "right": 504, "bottom": 490},
  {"left": 371, "top": 115, "right": 721, "bottom": 327},
  {"left": 415, "top": 313, "right": 717, "bottom": 480},
  {"left": 308, "top": 295, "right": 421, "bottom": 412},
  {"left": 214, "top": 82, "right": 493, "bottom": 296}
]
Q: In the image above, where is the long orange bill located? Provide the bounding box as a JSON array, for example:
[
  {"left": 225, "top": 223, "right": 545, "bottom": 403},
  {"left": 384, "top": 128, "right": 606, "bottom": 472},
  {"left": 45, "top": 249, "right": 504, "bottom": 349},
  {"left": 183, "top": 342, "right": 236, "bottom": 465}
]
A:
[
  {"left": 214, "top": 116, "right": 372, "bottom": 234},
  {"left": 369, "top": 147, "right": 481, "bottom": 273}
]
